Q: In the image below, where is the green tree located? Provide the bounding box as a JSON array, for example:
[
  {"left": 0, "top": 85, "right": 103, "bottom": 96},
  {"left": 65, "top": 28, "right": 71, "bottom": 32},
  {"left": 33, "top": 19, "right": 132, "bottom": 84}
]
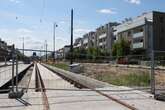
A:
[
  {"left": 112, "top": 38, "right": 130, "bottom": 57},
  {"left": 87, "top": 47, "right": 99, "bottom": 60}
]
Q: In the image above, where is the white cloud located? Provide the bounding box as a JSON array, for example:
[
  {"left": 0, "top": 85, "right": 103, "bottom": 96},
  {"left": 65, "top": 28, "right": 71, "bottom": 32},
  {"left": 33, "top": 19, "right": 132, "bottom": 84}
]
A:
[
  {"left": 9, "top": 0, "right": 21, "bottom": 4},
  {"left": 17, "top": 28, "right": 33, "bottom": 33},
  {"left": 0, "top": 11, "right": 28, "bottom": 22},
  {"left": 97, "top": 9, "right": 117, "bottom": 14},
  {"left": 125, "top": 0, "right": 141, "bottom": 5},
  {"left": 0, "top": 28, "right": 41, "bottom": 54},
  {"left": 0, "top": 27, "right": 67, "bottom": 56},
  {"left": 0, "top": 11, "right": 18, "bottom": 19}
]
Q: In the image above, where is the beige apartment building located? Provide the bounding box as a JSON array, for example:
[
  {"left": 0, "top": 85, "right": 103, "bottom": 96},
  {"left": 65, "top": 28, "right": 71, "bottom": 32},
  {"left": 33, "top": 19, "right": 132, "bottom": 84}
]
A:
[{"left": 73, "top": 11, "right": 165, "bottom": 56}]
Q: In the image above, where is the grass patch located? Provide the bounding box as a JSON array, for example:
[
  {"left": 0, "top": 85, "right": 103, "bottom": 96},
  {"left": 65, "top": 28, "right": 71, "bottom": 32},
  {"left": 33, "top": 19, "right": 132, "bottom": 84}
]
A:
[
  {"left": 95, "top": 73, "right": 150, "bottom": 87},
  {"left": 52, "top": 63, "right": 69, "bottom": 71}
]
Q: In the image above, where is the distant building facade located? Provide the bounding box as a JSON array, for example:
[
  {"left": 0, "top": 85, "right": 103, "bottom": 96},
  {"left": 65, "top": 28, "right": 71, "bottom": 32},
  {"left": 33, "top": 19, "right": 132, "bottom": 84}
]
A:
[
  {"left": 81, "top": 32, "right": 96, "bottom": 49},
  {"left": 114, "top": 11, "right": 165, "bottom": 55},
  {"left": 153, "top": 11, "right": 165, "bottom": 52},
  {"left": 73, "top": 22, "right": 119, "bottom": 53},
  {"left": 114, "top": 12, "right": 153, "bottom": 54},
  {"left": 63, "top": 45, "right": 71, "bottom": 59},
  {"left": 74, "top": 37, "right": 83, "bottom": 49},
  {"left": 0, "top": 39, "right": 9, "bottom": 60},
  {"left": 71, "top": 11, "right": 165, "bottom": 57},
  {"left": 96, "top": 22, "right": 119, "bottom": 52}
]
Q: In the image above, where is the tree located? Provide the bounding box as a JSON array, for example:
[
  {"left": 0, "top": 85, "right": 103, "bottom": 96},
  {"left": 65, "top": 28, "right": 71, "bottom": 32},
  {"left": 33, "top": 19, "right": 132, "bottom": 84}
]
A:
[
  {"left": 87, "top": 47, "right": 98, "bottom": 60},
  {"left": 112, "top": 38, "right": 131, "bottom": 57},
  {"left": 112, "top": 42, "right": 118, "bottom": 56}
]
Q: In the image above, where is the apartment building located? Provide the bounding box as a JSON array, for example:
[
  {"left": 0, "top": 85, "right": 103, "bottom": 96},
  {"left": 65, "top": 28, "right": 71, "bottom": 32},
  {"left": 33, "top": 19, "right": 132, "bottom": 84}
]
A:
[
  {"left": 114, "top": 12, "right": 153, "bottom": 53},
  {"left": 73, "top": 22, "right": 119, "bottom": 52},
  {"left": 73, "top": 11, "right": 165, "bottom": 56},
  {"left": 0, "top": 39, "right": 9, "bottom": 60},
  {"left": 63, "top": 45, "right": 71, "bottom": 59},
  {"left": 153, "top": 11, "right": 165, "bottom": 51},
  {"left": 82, "top": 31, "right": 96, "bottom": 49},
  {"left": 114, "top": 11, "right": 165, "bottom": 55},
  {"left": 74, "top": 37, "right": 83, "bottom": 49},
  {"left": 96, "top": 22, "right": 119, "bottom": 52}
]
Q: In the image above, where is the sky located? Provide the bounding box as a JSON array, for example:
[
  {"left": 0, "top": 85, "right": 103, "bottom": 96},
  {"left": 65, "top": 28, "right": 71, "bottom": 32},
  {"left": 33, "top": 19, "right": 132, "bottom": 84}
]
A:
[{"left": 0, "top": 0, "right": 165, "bottom": 55}]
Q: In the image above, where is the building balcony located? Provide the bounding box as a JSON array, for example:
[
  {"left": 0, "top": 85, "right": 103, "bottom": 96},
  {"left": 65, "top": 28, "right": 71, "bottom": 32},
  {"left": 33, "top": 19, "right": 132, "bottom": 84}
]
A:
[
  {"left": 74, "top": 43, "right": 81, "bottom": 48},
  {"left": 99, "top": 42, "right": 106, "bottom": 46},
  {"left": 133, "top": 42, "right": 143, "bottom": 49},
  {"left": 83, "top": 39, "right": 88, "bottom": 44},
  {"left": 133, "top": 32, "right": 143, "bottom": 38},
  {"left": 99, "top": 33, "right": 106, "bottom": 39}
]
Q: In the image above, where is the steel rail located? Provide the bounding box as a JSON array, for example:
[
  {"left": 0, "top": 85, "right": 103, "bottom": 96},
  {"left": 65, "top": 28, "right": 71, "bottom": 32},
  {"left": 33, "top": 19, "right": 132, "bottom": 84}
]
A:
[
  {"left": 17, "top": 87, "right": 151, "bottom": 92},
  {"left": 23, "top": 66, "right": 34, "bottom": 93},
  {"left": 43, "top": 64, "right": 138, "bottom": 110},
  {"left": 35, "top": 63, "right": 50, "bottom": 110}
]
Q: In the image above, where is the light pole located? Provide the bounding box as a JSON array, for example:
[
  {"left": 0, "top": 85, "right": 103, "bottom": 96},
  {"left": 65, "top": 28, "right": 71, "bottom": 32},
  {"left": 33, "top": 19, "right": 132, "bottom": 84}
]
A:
[
  {"left": 70, "top": 9, "right": 74, "bottom": 64},
  {"left": 19, "top": 37, "right": 24, "bottom": 61},
  {"left": 40, "top": 46, "right": 43, "bottom": 62},
  {"left": 20, "top": 37, "right": 25, "bottom": 58},
  {"left": 53, "top": 22, "right": 58, "bottom": 63},
  {"left": 45, "top": 40, "right": 48, "bottom": 62},
  {"left": 40, "top": 46, "right": 43, "bottom": 57},
  {"left": 22, "top": 37, "right": 24, "bottom": 56}
]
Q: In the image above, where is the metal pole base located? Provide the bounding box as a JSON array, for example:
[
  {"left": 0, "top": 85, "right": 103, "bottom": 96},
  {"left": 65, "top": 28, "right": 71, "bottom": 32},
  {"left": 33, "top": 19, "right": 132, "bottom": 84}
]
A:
[
  {"left": 8, "top": 90, "right": 24, "bottom": 99},
  {"left": 155, "top": 93, "right": 165, "bottom": 101}
]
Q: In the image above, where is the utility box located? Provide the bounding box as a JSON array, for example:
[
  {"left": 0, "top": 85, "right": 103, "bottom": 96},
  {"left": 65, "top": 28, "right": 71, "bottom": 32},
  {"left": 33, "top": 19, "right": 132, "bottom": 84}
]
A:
[{"left": 69, "top": 63, "right": 84, "bottom": 74}]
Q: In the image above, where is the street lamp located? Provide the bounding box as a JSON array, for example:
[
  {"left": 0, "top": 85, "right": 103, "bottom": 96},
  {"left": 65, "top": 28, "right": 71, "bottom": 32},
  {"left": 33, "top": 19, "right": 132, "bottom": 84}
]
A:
[
  {"left": 45, "top": 40, "right": 48, "bottom": 62},
  {"left": 53, "top": 22, "right": 58, "bottom": 63},
  {"left": 22, "top": 37, "right": 24, "bottom": 56},
  {"left": 19, "top": 37, "right": 25, "bottom": 56},
  {"left": 70, "top": 9, "right": 74, "bottom": 64}
]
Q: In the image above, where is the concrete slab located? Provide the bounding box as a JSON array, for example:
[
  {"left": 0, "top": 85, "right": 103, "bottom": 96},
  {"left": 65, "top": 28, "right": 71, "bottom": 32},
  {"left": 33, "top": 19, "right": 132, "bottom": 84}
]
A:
[
  {"left": 37, "top": 63, "right": 75, "bottom": 89},
  {"left": 1, "top": 63, "right": 164, "bottom": 110},
  {"left": 44, "top": 64, "right": 165, "bottom": 110},
  {"left": 97, "top": 87, "right": 165, "bottom": 110},
  {"left": 0, "top": 64, "right": 30, "bottom": 87},
  {"left": 37, "top": 63, "right": 129, "bottom": 110},
  {"left": 0, "top": 64, "right": 43, "bottom": 110}
]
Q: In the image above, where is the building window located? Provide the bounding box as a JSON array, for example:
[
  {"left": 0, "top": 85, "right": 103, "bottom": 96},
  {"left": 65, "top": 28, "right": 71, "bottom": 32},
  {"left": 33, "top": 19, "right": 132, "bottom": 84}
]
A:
[
  {"left": 140, "top": 28, "right": 143, "bottom": 32},
  {"left": 160, "top": 17, "right": 164, "bottom": 23}
]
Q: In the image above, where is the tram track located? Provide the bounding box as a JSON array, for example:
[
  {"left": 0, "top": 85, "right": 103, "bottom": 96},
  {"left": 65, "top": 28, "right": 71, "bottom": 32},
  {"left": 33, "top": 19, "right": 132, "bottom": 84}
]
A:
[
  {"left": 42, "top": 63, "right": 138, "bottom": 110},
  {"left": 35, "top": 63, "right": 50, "bottom": 110}
]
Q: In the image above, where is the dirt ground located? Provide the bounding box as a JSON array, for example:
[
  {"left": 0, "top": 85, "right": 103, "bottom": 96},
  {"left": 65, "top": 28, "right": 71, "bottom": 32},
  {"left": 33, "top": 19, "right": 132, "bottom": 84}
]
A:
[
  {"left": 81, "top": 63, "right": 165, "bottom": 90},
  {"left": 82, "top": 63, "right": 149, "bottom": 76}
]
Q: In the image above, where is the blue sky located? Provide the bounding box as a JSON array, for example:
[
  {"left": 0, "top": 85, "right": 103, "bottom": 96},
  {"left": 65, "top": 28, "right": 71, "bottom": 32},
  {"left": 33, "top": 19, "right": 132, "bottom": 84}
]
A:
[{"left": 0, "top": 0, "right": 165, "bottom": 55}]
